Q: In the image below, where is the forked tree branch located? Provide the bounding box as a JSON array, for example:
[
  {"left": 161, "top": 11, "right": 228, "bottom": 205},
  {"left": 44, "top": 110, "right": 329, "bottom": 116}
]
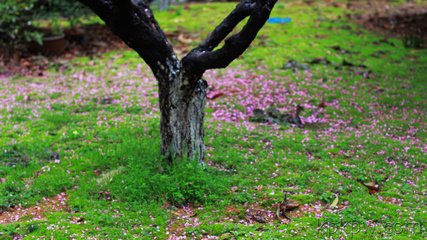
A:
[
  {"left": 182, "top": 0, "right": 278, "bottom": 72},
  {"left": 77, "top": 0, "right": 277, "bottom": 78},
  {"left": 77, "top": 0, "right": 177, "bottom": 74},
  {"left": 198, "top": 0, "right": 257, "bottom": 51}
]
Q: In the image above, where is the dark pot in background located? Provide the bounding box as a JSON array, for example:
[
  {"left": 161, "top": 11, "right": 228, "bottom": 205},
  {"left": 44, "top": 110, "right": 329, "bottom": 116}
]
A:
[
  {"left": 28, "top": 33, "right": 67, "bottom": 56},
  {"left": 41, "top": 34, "right": 67, "bottom": 56}
]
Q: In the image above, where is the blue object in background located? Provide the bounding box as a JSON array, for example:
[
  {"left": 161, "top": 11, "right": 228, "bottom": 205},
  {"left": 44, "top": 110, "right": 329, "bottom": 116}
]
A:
[{"left": 268, "top": 17, "right": 292, "bottom": 24}]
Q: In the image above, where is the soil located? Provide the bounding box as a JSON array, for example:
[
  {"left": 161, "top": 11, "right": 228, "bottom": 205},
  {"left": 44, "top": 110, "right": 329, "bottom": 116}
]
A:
[
  {"left": 0, "top": 24, "right": 126, "bottom": 76},
  {"left": 348, "top": 1, "right": 427, "bottom": 48},
  {"left": 0, "top": 192, "right": 68, "bottom": 224},
  {"left": 0, "top": 24, "right": 198, "bottom": 77}
]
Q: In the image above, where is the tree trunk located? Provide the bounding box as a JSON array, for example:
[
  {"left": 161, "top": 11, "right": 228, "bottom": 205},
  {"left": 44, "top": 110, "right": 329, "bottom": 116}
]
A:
[{"left": 157, "top": 63, "right": 208, "bottom": 163}]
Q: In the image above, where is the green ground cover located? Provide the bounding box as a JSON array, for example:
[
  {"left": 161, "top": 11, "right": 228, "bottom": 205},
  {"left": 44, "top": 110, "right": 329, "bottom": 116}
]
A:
[{"left": 0, "top": 1, "right": 426, "bottom": 239}]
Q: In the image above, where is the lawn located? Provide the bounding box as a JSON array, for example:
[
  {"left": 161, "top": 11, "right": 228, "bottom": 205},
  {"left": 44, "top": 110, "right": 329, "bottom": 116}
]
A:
[{"left": 0, "top": 1, "right": 426, "bottom": 239}]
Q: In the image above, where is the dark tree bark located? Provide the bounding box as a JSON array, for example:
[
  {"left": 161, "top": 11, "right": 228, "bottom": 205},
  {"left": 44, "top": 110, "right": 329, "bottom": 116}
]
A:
[{"left": 77, "top": 0, "right": 277, "bottom": 162}]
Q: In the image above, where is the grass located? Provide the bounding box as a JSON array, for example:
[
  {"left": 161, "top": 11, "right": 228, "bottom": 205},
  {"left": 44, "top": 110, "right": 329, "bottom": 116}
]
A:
[{"left": 1, "top": 1, "right": 426, "bottom": 239}]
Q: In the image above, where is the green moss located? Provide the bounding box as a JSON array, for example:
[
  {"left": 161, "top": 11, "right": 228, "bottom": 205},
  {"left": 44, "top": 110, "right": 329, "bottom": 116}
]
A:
[{"left": 0, "top": 1, "right": 426, "bottom": 239}]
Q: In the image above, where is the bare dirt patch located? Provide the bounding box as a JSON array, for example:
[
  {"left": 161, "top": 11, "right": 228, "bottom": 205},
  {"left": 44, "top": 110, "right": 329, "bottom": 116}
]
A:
[
  {"left": 0, "top": 24, "right": 199, "bottom": 77},
  {"left": 165, "top": 204, "right": 203, "bottom": 239},
  {"left": 241, "top": 199, "right": 347, "bottom": 225},
  {"left": 349, "top": 1, "right": 427, "bottom": 48},
  {"left": 0, "top": 24, "right": 125, "bottom": 76},
  {"left": 0, "top": 192, "right": 68, "bottom": 224}
]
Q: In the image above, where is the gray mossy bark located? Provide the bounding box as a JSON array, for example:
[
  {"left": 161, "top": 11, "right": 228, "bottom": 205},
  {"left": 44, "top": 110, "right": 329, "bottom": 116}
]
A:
[
  {"left": 156, "top": 60, "right": 207, "bottom": 163},
  {"left": 76, "top": 0, "right": 277, "bottom": 163}
]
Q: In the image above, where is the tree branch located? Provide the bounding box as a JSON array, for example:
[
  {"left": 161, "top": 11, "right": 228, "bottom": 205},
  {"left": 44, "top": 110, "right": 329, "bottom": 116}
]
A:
[
  {"left": 182, "top": 0, "right": 277, "bottom": 72},
  {"left": 77, "top": 0, "right": 177, "bottom": 75},
  {"left": 198, "top": 0, "right": 256, "bottom": 51}
]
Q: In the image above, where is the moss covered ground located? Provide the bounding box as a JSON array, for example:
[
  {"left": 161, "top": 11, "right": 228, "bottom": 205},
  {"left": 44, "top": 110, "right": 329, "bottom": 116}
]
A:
[{"left": 0, "top": 1, "right": 426, "bottom": 239}]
